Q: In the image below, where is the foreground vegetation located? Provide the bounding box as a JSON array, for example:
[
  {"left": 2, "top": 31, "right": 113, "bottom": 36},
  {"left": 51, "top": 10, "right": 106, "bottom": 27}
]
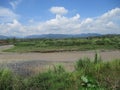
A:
[
  {"left": 0, "top": 55, "right": 120, "bottom": 90},
  {"left": 3, "top": 35, "right": 120, "bottom": 52}
]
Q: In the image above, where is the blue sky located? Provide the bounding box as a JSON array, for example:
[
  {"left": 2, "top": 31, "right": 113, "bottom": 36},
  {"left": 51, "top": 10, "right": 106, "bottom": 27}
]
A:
[{"left": 0, "top": 0, "right": 120, "bottom": 36}]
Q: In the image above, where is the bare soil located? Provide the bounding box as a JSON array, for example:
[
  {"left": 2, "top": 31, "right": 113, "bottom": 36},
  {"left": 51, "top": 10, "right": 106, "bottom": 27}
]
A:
[{"left": 0, "top": 45, "right": 120, "bottom": 76}]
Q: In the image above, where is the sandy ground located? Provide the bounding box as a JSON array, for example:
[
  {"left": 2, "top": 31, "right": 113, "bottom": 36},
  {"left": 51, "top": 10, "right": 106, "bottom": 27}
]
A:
[
  {"left": 0, "top": 49, "right": 120, "bottom": 63},
  {"left": 0, "top": 45, "right": 120, "bottom": 76}
]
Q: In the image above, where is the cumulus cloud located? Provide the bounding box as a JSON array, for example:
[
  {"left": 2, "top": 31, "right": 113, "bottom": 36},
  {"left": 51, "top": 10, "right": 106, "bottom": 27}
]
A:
[
  {"left": 100, "top": 8, "right": 120, "bottom": 20},
  {"left": 90, "top": 8, "right": 120, "bottom": 33},
  {"left": 0, "top": 7, "right": 19, "bottom": 23},
  {"left": 39, "top": 14, "right": 81, "bottom": 34},
  {"left": 9, "top": 0, "right": 22, "bottom": 9},
  {"left": 0, "top": 7, "right": 120, "bottom": 36},
  {"left": 50, "top": 6, "right": 68, "bottom": 15},
  {"left": 0, "top": 19, "right": 25, "bottom": 36}
]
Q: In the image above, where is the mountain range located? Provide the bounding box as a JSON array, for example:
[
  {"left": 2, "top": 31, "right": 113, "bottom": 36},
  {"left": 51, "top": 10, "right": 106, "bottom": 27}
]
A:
[
  {"left": 0, "top": 33, "right": 102, "bottom": 39},
  {"left": 0, "top": 35, "right": 8, "bottom": 39},
  {"left": 25, "top": 33, "right": 101, "bottom": 39}
]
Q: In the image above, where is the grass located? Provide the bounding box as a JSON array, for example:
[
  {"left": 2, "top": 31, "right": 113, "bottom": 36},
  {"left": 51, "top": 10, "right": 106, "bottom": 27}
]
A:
[
  {"left": 0, "top": 55, "right": 120, "bottom": 90},
  {"left": 3, "top": 35, "right": 120, "bottom": 52}
]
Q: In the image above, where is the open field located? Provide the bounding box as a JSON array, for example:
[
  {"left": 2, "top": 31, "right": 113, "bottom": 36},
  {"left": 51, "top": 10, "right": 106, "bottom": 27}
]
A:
[{"left": 0, "top": 45, "right": 120, "bottom": 76}]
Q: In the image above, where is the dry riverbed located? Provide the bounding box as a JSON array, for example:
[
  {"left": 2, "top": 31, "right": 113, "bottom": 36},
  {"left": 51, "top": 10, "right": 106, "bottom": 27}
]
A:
[{"left": 0, "top": 45, "right": 120, "bottom": 76}]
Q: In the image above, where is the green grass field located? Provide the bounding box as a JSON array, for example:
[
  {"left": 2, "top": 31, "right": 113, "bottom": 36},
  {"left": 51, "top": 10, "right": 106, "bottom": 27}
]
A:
[
  {"left": 4, "top": 35, "right": 120, "bottom": 52},
  {"left": 0, "top": 56, "right": 120, "bottom": 90}
]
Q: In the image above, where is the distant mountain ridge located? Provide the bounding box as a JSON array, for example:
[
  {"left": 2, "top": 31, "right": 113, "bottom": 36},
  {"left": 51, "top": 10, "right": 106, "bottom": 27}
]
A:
[
  {"left": 0, "top": 33, "right": 102, "bottom": 39},
  {"left": 0, "top": 35, "right": 8, "bottom": 39},
  {"left": 1, "top": 33, "right": 120, "bottom": 39},
  {"left": 25, "top": 33, "right": 102, "bottom": 39}
]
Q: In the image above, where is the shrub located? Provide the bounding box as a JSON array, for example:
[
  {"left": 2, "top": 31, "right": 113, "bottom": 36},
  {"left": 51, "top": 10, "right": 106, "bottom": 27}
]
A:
[
  {"left": 0, "top": 69, "right": 13, "bottom": 90},
  {"left": 0, "top": 57, "right": 119, "bottom": 90}
]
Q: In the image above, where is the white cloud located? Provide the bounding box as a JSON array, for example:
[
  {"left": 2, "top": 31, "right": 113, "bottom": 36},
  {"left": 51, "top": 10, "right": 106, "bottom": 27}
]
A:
[
  {"left": 71, "top": 14, "right": 80, "bottom": 20},
  {"left": 0, "top": 19, "right": 25, "bottom": 36},
  {"left": 0, "top": 7, "right": 120, "bottom": 36},
  {"left": 50, "top": 6, "right": 68, "bottom": 15},
  {"left": 101, "top": 8, "right": 120, "bottom": 20},
  {"left": 0, "top": 7, "right": 19, "bottom": 23},
  {"left": 40, "top": 14, "right": 81, "bottom": 34},
  {"left": 9, "top": 0, "right": 22, "bottom": 9},
  {"left": 89, "top": 8, "right": 120, "bottom": 33}
]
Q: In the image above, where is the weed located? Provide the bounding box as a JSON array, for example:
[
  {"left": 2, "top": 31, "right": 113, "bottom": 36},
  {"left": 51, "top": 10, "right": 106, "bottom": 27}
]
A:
[{"left": 0, "top": 57, "right": 120, "bottom": 90}]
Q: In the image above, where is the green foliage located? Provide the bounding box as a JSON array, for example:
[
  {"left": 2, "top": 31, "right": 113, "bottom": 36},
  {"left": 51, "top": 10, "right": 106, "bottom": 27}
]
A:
[
  {"left": 75, "top": 58, "right": 91, "bottom": 71},
  {"left": 27, "top": 65, "right": 71, "bottom": 90},
  {"left": 0, "top": 69, "right": 26, "bottom": 90},
  {"left": 74, "top": 57, "right": 120, "bottom": 90},
  {"left": 0, "top": 57, "right": 120, "bottom": 90},
  {"left": 0, "top": 69, "right": 13, "bottom": 90},
  {"left": 3, "top": 35, "right": 120, "bottom": 52},
  {"left": 80, "top": 75, "right": 98, "bottom": 89}
]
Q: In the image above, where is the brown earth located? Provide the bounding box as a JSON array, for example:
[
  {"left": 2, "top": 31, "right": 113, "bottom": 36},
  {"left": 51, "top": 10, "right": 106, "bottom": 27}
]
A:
[{"left": 0, "top": 45, "right": 120, "bottom": 76}]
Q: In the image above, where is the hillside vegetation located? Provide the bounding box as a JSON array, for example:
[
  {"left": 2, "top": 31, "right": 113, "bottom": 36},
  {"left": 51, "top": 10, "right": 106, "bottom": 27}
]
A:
[{"left": 4, "top": 35, "right": 120, "bottom": 52}]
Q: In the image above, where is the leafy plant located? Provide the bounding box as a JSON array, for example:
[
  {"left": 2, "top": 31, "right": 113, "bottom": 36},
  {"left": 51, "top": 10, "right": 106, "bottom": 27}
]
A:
[{"left": 0, "top": 57, "right": 120, "bottom": 90}]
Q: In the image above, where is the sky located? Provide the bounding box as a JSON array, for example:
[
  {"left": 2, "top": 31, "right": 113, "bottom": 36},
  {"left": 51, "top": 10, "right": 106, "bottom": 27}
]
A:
[{"left": 0, "top": 0, "right": 120, "bottom": 37}]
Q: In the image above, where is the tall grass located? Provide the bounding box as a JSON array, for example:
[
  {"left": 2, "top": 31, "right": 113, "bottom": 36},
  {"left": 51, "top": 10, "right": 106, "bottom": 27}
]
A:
[{"left": 0, "top": 58, "right": 120, "bottom": 90}]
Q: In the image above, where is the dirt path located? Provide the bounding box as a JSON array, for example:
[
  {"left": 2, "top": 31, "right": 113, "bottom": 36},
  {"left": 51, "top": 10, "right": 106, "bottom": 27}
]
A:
[
  {"left": 0, "top": 45, "right": 120, "bottom": 63},
  {"left": 0, "top": 50, "right": 120, "bottom": 63}
]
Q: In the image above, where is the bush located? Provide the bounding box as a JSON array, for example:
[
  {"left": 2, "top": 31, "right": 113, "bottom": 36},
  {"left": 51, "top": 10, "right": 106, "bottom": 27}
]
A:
[
  {"left": 27, "top": 65, "right": 71, "bottom": 90},
  {"left": 0, "top": 58, "right": 120, "bottom": 90},
  {"left": 0, "top": 69, "right": 13, "bottom": 90},
  {"left": 0, "top": 69, "right": 26, "bottom": 90}
]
